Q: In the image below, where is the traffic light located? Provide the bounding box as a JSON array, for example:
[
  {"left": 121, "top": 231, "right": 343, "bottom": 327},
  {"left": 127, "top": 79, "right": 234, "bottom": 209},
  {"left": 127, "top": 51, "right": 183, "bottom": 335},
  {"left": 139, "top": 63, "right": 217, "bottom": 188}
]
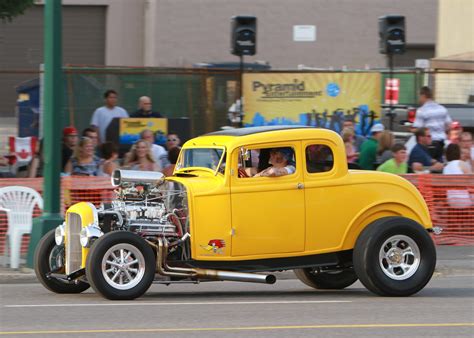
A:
[
  {"left": 378, "top": 15, "right": 406, "bottom": 55},
  {"left": 231, "top": 16, "right": 257, "bottom": 56}
]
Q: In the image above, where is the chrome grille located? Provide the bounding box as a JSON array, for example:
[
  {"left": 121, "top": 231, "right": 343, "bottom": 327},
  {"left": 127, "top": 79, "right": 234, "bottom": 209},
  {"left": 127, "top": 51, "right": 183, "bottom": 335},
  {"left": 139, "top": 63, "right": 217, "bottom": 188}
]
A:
[{"left": 66, "top": 212, "right": 82, "bottom": 275}]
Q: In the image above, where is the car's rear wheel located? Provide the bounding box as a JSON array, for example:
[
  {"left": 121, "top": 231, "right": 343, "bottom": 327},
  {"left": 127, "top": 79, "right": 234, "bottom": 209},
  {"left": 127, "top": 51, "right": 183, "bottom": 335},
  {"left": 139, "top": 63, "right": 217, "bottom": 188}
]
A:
[
  {"left": 34, "top": 229, "right": 90, "bottom": 294},
  {"left": 353, "top": 216, "right": 436, "bottom": 296},
  {"left": 86, "top": 231, "right": 156, "bottom": 300},
  {"left": 294, "top": 268, "right": 358, "bottom": 289}
]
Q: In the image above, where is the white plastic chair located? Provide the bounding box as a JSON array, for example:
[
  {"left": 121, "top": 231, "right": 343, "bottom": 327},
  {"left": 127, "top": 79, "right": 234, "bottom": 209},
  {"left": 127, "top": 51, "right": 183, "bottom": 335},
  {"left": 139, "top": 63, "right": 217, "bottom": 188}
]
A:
[{"left": 0, "top": 186, "right": 43, "bottom": 269}]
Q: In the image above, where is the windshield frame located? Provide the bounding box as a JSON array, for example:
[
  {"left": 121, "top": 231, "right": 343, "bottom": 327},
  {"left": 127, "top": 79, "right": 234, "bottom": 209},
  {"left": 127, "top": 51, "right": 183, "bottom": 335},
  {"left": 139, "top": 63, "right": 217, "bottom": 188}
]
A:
[{"left": 175, "top": 146, "right": 226, "bottom": 176}]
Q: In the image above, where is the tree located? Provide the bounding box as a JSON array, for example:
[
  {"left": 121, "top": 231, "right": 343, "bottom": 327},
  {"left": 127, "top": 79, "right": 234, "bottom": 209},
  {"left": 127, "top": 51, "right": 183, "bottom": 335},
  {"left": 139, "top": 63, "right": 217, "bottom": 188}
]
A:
[{"left": 0, "top": 0, "right": 35, "bottom": 22}]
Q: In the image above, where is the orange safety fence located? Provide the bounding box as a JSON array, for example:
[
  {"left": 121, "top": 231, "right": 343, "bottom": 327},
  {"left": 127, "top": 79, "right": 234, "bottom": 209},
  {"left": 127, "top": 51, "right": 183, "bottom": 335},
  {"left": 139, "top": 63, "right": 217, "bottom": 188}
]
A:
[
  {"left": 402, "top": 174, "right": 474, "bottom": 246},
  {"left": 0, "top": 177, "right": 115, "bottom": 255},
  {"left": 0, "top": 174, "right": 473, "bottom": 257}
]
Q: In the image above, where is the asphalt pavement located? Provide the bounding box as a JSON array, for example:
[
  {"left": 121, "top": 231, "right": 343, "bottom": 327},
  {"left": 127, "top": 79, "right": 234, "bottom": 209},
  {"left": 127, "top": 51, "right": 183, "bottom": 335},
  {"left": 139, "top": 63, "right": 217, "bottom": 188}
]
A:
[{"left": 0, "top": 245, "right": 473, "bottom": 337}]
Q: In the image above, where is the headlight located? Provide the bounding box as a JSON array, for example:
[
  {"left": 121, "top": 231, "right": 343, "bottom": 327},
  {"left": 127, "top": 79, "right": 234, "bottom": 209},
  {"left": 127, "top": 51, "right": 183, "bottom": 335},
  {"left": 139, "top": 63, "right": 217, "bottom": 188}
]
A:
[
  {"left": 55, "top": 223, "right": 65, "bottom": 246},
  {"left": 79, "top": 225, "right": 104, "bottom": 248}
]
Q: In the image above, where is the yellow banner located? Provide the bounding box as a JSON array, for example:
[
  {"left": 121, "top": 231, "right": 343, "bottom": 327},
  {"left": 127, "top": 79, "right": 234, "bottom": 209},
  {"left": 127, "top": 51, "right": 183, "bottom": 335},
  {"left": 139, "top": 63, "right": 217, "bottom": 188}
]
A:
[
  {"left": 119, "top": 118, "right": 168, "bottom": 144},
  {"left": 243, "top": 73, "right": 381, "bottom": 134}
]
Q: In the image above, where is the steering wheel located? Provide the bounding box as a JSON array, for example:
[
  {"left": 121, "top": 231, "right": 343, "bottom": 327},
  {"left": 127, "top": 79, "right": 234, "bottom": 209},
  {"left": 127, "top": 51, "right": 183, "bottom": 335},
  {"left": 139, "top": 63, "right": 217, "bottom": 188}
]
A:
[{"left": 238, "top": 167, "right": 249, "bottom": 178}]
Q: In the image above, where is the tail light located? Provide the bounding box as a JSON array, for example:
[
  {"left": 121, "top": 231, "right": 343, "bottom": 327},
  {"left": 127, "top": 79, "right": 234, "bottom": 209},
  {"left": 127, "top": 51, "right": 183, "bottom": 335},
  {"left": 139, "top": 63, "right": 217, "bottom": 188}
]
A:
[{"left": 407, "top": 109, "right": 417, "bottom": 123}]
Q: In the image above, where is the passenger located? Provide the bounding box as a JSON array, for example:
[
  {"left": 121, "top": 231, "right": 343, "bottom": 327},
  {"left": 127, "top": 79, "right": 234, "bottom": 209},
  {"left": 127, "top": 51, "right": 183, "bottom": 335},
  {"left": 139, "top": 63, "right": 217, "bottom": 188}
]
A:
[{"left": 254, "top": 148, "right": 295, "bottom": 177}]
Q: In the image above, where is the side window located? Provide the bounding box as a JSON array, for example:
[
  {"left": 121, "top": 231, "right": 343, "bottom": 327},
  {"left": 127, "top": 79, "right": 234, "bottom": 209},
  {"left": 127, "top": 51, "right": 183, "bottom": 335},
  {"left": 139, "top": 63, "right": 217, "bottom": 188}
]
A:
[
  {"left": 237, "top": 146, "right": 296, "bottom": 178},
  {"left": 306, "top": 144, "right": 334, "bottom": 173}
]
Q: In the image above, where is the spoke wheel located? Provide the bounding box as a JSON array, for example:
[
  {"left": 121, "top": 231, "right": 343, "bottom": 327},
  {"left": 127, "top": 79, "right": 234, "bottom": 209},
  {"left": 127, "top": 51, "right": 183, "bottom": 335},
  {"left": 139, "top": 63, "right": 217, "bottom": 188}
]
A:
[
  {"left": 353, "top": 217, "right": 436, "bottom": 297},
  {"left": 101, "top": 244, "right": 146, "bottom": 290},
  {"left": 34, "top": 229, "right": 90, "bottom": 294},
  {"left": 379, "top": 235, "right": 420, "bottom": 281},
  {"left": 86, "top": 231, "right": 155, "bottom": 300}
]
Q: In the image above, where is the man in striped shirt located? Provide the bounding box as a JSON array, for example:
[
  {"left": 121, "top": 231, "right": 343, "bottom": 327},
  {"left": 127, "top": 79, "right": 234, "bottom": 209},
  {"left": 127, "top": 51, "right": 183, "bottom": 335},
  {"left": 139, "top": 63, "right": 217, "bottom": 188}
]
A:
[{"left": 412, "top": 86, "right": 452, "bottom": 161}]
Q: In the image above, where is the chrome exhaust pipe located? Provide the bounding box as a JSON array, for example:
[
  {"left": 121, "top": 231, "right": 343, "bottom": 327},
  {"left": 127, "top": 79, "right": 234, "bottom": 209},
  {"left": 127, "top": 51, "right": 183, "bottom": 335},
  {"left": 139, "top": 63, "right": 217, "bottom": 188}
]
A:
[
  {"left": 153, "top": 238, "right": 276, "bottom": 284},
  {"left": 194, "top": 268, "right": 276, "bottom": 284}
]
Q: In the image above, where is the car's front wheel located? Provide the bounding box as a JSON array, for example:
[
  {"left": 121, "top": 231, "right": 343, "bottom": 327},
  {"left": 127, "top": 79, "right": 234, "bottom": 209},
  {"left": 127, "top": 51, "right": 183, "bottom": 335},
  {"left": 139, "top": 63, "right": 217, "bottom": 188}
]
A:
[
  {"left": 353, "top": 216, "right": 436, "bottom": 296},
  {"left": 294, "top": 268, "right": 358, "bottom": 289},
  {"left": 86, "top": 231, "right": 156, "bottom": 300},
  {"left": 34, "top": 229, "right": 90, "bottom": 294}
]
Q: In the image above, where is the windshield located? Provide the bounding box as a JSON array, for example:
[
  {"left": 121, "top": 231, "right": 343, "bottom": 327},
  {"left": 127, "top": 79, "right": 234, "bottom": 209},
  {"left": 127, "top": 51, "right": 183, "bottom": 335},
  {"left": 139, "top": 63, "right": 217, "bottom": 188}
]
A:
[{"left": 176, "top": 147, "right": 226, "bottom": 173}]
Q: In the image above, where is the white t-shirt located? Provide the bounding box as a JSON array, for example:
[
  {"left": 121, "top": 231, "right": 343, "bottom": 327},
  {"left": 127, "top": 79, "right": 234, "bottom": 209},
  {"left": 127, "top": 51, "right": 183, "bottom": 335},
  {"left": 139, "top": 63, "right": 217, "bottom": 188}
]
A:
[
  {"left": 150, "top": 144, "right": 168, "bottom": 170},
  {"left": 90, "top": 106, "right": 129, "bottom": 142},
  {"left": 413, "top": 101, "right": 452, "bottom": 141}
]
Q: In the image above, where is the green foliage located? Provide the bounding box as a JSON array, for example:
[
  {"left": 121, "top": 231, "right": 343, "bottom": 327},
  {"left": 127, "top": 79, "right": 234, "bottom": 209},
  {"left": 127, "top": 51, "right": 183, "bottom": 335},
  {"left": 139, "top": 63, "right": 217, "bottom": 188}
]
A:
[{"left": 0, "top": 0, "right": 35, "bottom": 22}]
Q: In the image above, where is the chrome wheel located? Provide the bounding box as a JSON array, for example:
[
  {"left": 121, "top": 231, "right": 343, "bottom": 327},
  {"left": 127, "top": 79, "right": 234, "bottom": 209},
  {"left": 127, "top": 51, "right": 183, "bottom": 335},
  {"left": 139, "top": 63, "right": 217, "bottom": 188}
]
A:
[
  {"left": 379, "top": 235, "right": 420, "bottom": 281},
  {"left": 48, "top": 245, "right": 64, "bottom": 271},
  {"left": 101, "top": 243, "right": 146, "bottom": 290}
]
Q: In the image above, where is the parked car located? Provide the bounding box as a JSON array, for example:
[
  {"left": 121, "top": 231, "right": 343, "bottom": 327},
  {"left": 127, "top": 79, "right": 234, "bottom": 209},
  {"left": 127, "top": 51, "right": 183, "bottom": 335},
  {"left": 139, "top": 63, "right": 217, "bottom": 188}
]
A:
[{"left": 35, "top": 126, "right": 439, "bottom": 300}]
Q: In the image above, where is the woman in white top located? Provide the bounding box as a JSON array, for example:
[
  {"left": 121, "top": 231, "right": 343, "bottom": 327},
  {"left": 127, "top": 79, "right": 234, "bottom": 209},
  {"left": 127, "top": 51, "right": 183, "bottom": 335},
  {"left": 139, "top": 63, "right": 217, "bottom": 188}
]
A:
[
  {"left": 443, "top": 144, "right": 471, "bottom": 174},
  {"left": 443, "top": 144, "right": 472, "bottom": 208}
]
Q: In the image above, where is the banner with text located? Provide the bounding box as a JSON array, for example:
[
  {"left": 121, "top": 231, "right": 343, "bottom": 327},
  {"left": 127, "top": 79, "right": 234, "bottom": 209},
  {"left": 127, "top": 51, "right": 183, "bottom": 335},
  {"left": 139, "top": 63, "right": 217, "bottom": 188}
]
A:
[
  {"left": 243, "top": 72, "right": 381, "bottom": 136},
  {"left": 119, "top": 118, "right": 168, "bottom": 145}
]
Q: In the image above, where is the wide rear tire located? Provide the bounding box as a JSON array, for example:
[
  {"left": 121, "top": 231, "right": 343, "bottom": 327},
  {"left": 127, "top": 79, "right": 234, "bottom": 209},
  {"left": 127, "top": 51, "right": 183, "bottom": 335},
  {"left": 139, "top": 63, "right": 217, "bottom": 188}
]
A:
[
  {"left": 294, "top": 268, "right": 358, "bottom": 290},
  {"left": 34, "top": 229, "right": 90, "bottom": 294},
  {"left": 353, "top": 216, "right": 436, "bottom": 296},
  {"left": 86, "top": 231, "right": 156, "bottom": 300}
]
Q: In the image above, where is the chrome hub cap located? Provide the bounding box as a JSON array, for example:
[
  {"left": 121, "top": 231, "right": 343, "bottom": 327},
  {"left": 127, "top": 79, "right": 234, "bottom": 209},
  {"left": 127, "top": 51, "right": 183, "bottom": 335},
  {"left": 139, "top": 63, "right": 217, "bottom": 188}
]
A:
[
  {"left": 102, "top": 244, "right": 145, "bottom": 290},
  {"left": 379, "top": 235, "right": 420, "bottom": 281}
]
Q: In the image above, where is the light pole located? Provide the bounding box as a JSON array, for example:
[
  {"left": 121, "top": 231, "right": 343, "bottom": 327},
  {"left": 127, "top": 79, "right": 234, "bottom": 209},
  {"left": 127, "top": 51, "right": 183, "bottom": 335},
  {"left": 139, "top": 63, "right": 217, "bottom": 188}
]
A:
[{"left": 27, "top": 0, "right": 63, "bottom": 267}]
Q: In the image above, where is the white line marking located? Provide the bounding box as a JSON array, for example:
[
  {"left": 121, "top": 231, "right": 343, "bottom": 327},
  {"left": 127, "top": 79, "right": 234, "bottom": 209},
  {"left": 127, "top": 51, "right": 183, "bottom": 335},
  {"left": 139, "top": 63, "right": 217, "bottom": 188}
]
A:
[{"left": 4, "top": 300, "right": 351, "bottom": 308}]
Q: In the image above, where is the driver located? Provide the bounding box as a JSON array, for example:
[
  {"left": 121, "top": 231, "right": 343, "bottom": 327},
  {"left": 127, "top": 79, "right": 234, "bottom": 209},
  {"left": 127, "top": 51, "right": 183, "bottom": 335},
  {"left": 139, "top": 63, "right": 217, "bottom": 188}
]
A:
[{"left": 254, "top": 147, "right": 295, "bottom": 177}]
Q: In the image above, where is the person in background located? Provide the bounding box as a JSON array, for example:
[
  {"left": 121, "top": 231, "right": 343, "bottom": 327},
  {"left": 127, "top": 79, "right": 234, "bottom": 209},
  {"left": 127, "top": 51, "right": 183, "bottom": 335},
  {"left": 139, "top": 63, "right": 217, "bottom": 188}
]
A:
[
  {"left": 65, "top": 137, "right": 103, "bottom": 176},
  {"left": 140, "top": 129, "right": 168, "bottom": 169},
  {"left": 341, "top": 127, "right": 358, "bottom": 163},
  {"left": 408, "top": 128, "right": 444, "bottom": 173},
  {"left": 377, "top": 144, "right": 408, "bottom": 175},
  {"left": 28, "top": 140, "right": 43, "bottom": 178},
  {"left": 0, "top": 156, "right": 14, "bottom": 178},
  {"left": 342, "top": 117, "right": 366, "bottom": 151},
  {"left": 412, "top": 86, "right": 452, "bottom": 162},
  {"left": 100, "top": 142, "right": 119, "bottom": 176},
  {"left": 459, "top": 131, "right": 473, "bottom": 171},
  {"left": 376, "top": 130, "right": 395, "bottom": 165},
  {"left": 165, "top": 132, "right": 181, "bottom": 150},
  {"left": 82, "top": 127, "right": 100, "bottom": 155},
  {"left": 358, "top": 123, "right": 384, "bottom": 170},
  {"left": 124, "top": 139, "right": 160, "bottom": 172},
  {"left": 443, "top": 144, "right": 471, "bottom": 174},
  {"left": 131, "top": 96, "right": 163, "bottom": 118},
  {"left": 444, "top": 122, "right": 463, "bottom": 148},
  {"left": 90, "top": 89, "right": 129, "bottom": 143},
  {"left": 62, "top": 126, "right": 78, "bottom": 171},
  {"left": 162, "top": 147, "right": 181, "bottom": 177}
]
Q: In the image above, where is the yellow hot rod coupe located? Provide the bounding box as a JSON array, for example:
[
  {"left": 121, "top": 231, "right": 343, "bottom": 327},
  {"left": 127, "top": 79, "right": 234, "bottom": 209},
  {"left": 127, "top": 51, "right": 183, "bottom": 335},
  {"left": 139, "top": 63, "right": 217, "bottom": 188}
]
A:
[{"left": 35, "top": 126, "right": 438, "bottom": 300}]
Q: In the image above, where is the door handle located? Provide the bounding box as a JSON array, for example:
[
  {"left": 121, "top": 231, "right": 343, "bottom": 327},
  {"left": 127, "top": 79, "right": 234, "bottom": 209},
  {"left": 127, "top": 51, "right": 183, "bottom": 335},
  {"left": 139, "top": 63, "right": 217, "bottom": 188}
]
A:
[{"left": 297, "top": 183, "right": 304, "bottom": 189}]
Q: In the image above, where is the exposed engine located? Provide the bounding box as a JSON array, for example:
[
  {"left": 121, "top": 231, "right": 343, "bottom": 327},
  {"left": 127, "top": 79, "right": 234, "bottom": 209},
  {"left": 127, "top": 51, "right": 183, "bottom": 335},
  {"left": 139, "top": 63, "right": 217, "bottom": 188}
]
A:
[{"left": 98, "top": 170, "right": 190, "bottom": 259}]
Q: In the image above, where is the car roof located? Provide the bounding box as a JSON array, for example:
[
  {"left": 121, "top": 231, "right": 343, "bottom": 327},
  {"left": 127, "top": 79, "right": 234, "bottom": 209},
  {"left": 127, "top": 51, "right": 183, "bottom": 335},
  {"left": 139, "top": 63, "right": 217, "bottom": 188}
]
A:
[
  {"left": 184, "top": 126, "right": 343, "bottom": 150},
  {"left": 206, "top": 125, "right": 312, "bottom": 137}
]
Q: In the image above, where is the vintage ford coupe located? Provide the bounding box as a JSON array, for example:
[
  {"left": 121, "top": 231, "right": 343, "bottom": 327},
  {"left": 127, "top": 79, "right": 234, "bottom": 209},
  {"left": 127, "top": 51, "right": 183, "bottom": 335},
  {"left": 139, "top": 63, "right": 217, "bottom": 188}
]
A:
[{"left": 35, "top": 126, "right": 438, "bottom": 300}]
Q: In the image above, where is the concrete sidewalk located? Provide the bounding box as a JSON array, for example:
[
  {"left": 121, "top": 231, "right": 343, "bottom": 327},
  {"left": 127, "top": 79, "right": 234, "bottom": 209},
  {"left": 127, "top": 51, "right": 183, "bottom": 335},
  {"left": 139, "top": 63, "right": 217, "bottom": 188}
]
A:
[{"left": 0, "top": 245, "right": 472, "bottom": 284}]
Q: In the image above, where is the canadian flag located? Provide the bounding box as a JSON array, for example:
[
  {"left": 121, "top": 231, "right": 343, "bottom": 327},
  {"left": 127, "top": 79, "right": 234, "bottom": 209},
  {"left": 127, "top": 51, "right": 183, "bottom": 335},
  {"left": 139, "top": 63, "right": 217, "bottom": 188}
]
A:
[{"left": 9, "top": 136, "right": 37, "bottom": 163}]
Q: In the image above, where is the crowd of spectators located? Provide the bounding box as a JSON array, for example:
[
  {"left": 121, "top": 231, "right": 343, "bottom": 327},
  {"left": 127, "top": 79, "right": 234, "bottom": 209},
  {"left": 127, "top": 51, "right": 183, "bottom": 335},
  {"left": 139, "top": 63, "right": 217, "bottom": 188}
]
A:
[
  {"left": 341, "top": 86, "right": 473, "bottom": 176},
  {"left": 0, "top": 90, "right": 182, "bottom": 179}
]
